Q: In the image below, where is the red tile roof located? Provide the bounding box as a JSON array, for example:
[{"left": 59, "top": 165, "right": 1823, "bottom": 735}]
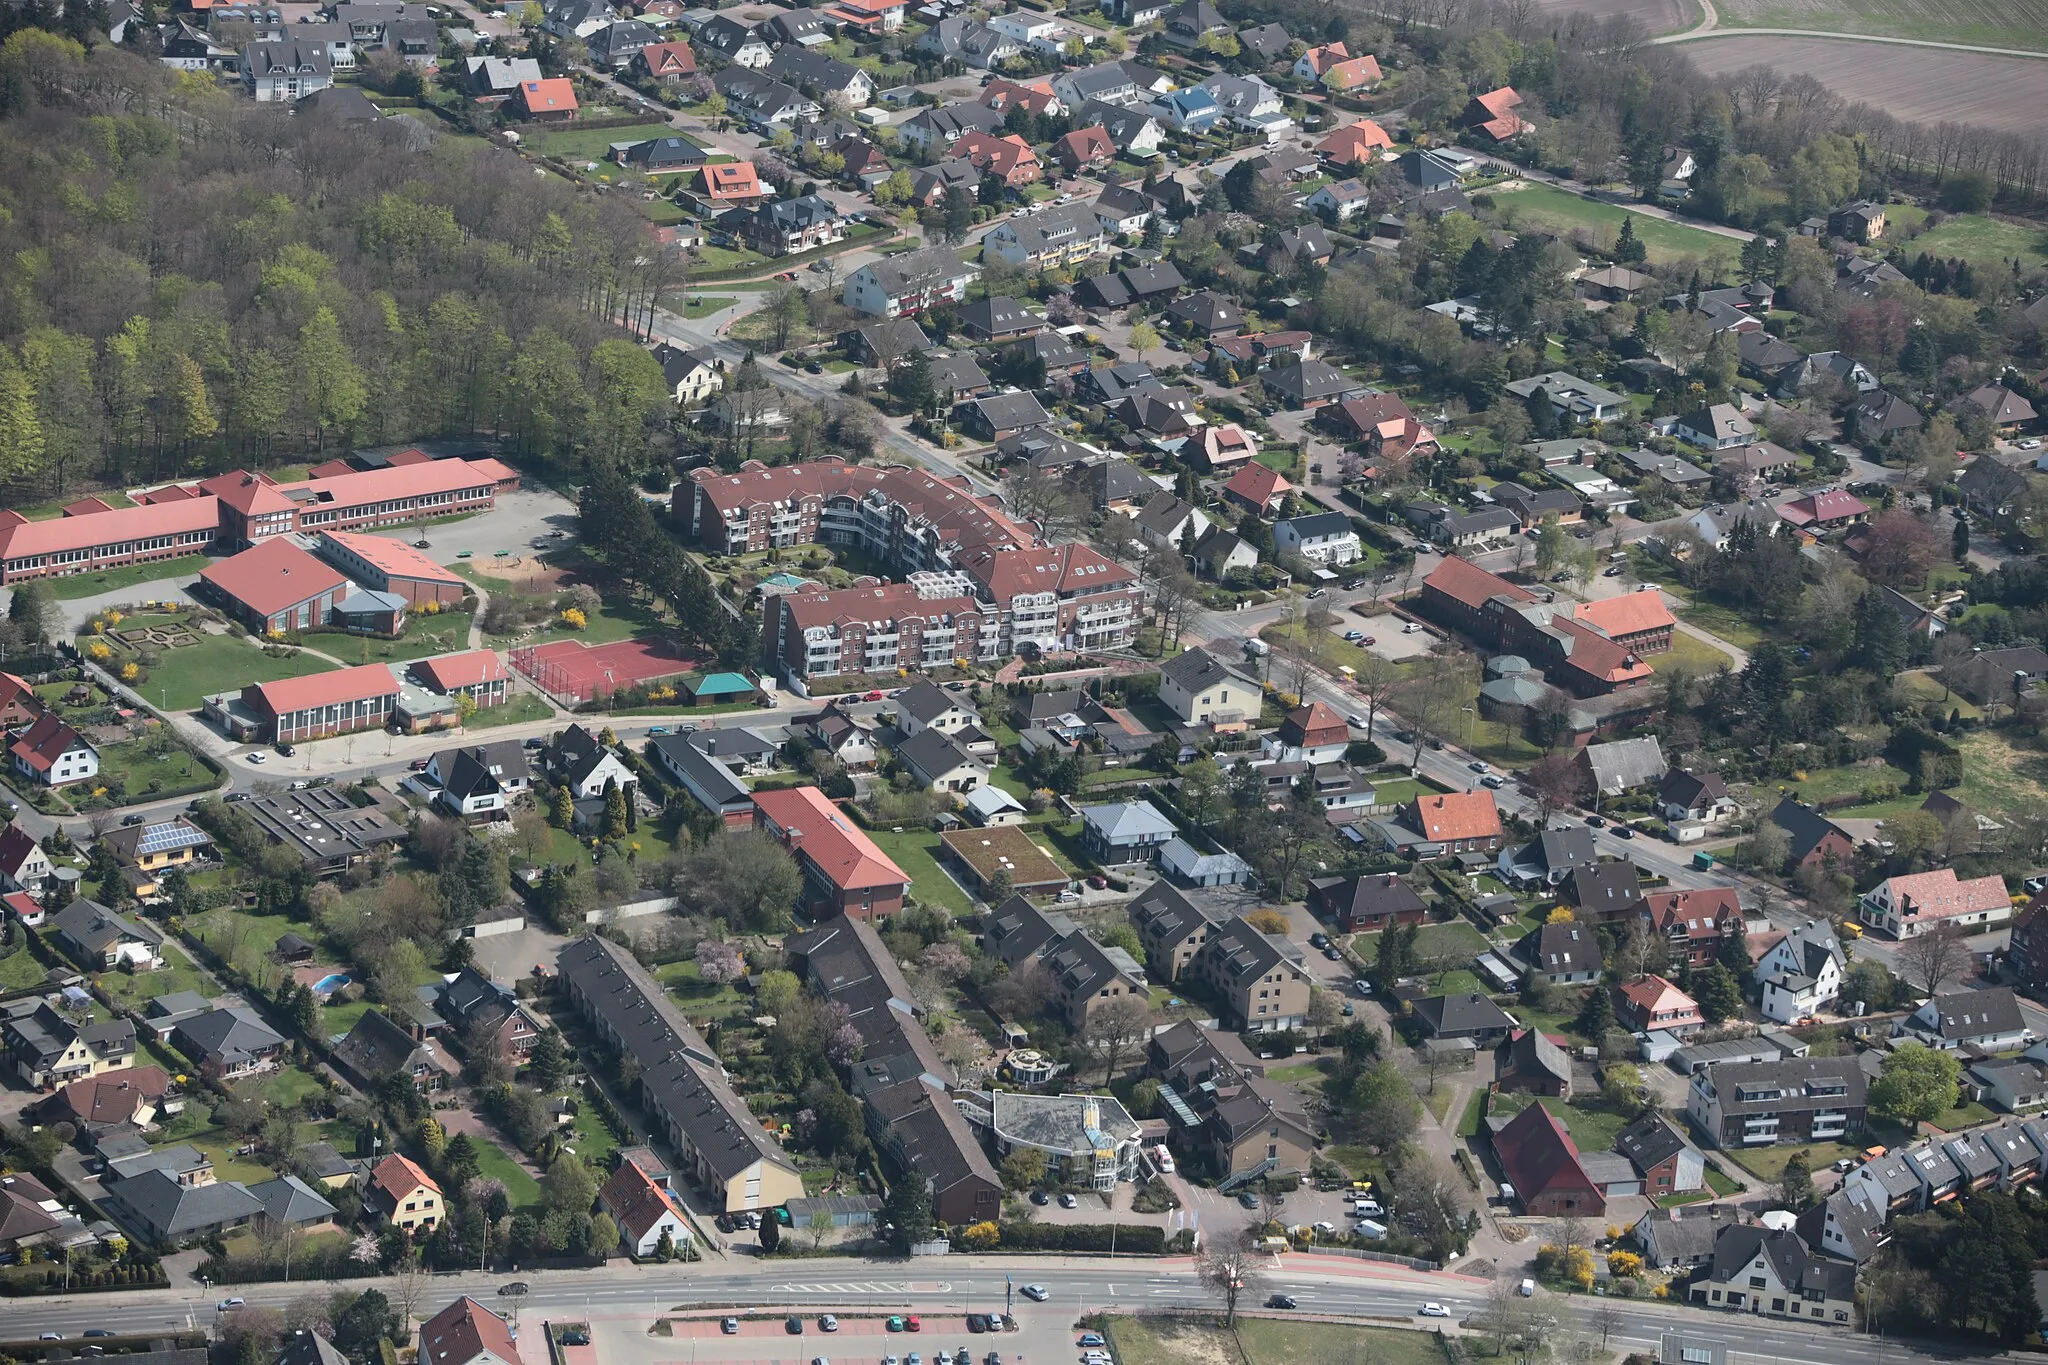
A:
[
  {"left": 1643, "top": 887, "right": 1741, "bottom": 939},
  {"left": 1321, "top": 55, "right": 1381, "bottom": 89},
  {"left": 1411, "top": 790, "right": 1501, "bottom": 843},
  {"left": 1222, "top": 461, "right": 1291, "bottom": 508},
  {"left": 1193, "top": 424, "right": 1258, "bottom": 467},
  {"left": 369, "top": 1152, "right": 441, "bottom": 1207},
  {"left": 1875, "top": 868, "right": 2011, "bottom": 921},
  {"left": 51, "top": 1066, "right": 170, "bottom": 1126},
  {"left": 1280, "top": 700, "right": 1348, "bottom": 746},
  {"left": 753, "top": 786, "right": 908, "bottom": 893},
  {"left": 420, "top": 1296, "right": 521, "bottom": 1365},
  {"left": 597, "top": 1159, "right": 684, "bottom": 1243},
  {"left": 318, "top": 529, "right": 467, "bottom": 586},
  {"left": 197, "top": 470, "right": 297, "bottom": 517},
  {"left": 1421, "top": 556, "right": 1539, "bottom": 611},
  {"left": 781, "top": 582, "right": 983, "bottom": 632},
  {"left": 0, "top": 498, "right": 220, "bottom": 564},
  {"left": 1777, "top": 488, "right": 1869, "bottom": 527},
  {"left": 1054, "top": 126, "right": 1114, "bottom": 167},
  {"left": 9, "top": 714, "right": 89, "bottom": 773},
  {"left": 415, "top": 650, "right": 508, "bottom": 692},
  {"left": 517, "top": 78, "right": 578, "bottom": 115},
  {"left": 1573, "top": 590, "right": 1676, "bottom": 640},
  {"left": 955, "top": 542, "right": 1134, "bottom": 605},
  {"left": 980, "top": 78, "right": 1058, "bottom": 116},
  {"left": 639, "top": 40, "right": 696, "bottom": 75},
  {"left": 1549, "top": 615, "right": 1653, "bottom": 687},
  {"left": 247, "top": 663, "right": 401, "bottom": 718},
  {"left": 201, "top": 539, "right": 348, "bottom": 621},
  {"left": 2, "top": 891, "right": 40, "bottom": 922},
  {"left": 949, "top": 131, "right": 1040, "bottom": 180},
  {"left": 1616, "top": 974, "right": 1703, "bottom": 1028},
  {"left": 1492, "top": 1099, "right": 1600, "bottom": 1208},
  {"left": 1473, "top": 86, "right": 1522, "bottom": 118},
  {"left": 703, "top": 161, "right": 763, "bottom": 201},
  {"left": 1298, "top": 41, "right": 1347, "bottom": 74},
  {"left": 278, "top": 460, "right": 504, "bottom": 510}
]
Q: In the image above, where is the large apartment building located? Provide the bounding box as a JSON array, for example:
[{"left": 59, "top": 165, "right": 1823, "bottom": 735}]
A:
[
  {"left": 0, "top": 458, "right": 518, "bottom": 585},
  {"left": 1687, "top": 1056, "right": 1868, "bottom": 1149},
  {"left": 681, "top": 457, "right": 1032, "bottom": 562},
  {"left": 759, "top": 527, "right": 1139, "bottom": 681},
  {"left": 557, "top": 935, "right": 804, "bottom": 1212}
]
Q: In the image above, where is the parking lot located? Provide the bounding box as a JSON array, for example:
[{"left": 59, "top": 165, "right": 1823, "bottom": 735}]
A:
[
  {"left": 1347, "top": 614, "right": 1438, "bottom": 662},
  {"left": 590, "top": 1312, "right": 1074, "bottom": 1365}
]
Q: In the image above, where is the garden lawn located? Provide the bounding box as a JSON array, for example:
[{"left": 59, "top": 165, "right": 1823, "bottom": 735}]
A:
[
  {"left": 655, "top": 958, "right": 753, "bottom": 1022},
  {"left": 187, "top": 1131, "right": 281, "bottom": 1187},
  {"left": 470, "top": 1135, "right": 545, "bottom": 1214},
  {"left": 561, "top": 1103, "right": 620, "bottom": 1168},
  {"left": 233, "top": 1063, "right": 327, "bottom": 1109},
  {"left": 861, "top": 826, "right": 973, "bottom": 915},
  {"left": 1662, "top": 628, "right": 1735, "bottom": 676},
  {"left": 1908, "top": 213, "right": 2048, "bottom": 266},
  {"left": 1368, "top": 776, "right": 1427, "bottom": 807},
  {"left": 0, "top": 945, "right": 50, "bottom": 992},
  {"left": 1492, "top": 183, "right": 1739, "bottom": 271},
  {"left": 313, "top": 612, "right": 475, "bottom": 666},
  {"left": 1671, "top": 598, "right": 1768, "bottom": 653},
  {"left": 1238, "top": 1321, "right": 1448, "bottom": 1365},
  {"left": 93, "top": 739, "right": 219, "bottom": 803},
  {"left": 1538, "top": 1096, "right": 1633, "bottom": 1152},
  {"left": 465, "top": 693, "right": 556, "bottom": 729},
  {"left": 44, "top": 554, "right": 213, "bottom": 600},
  {"left": 97, "top": 940, "right": 211, "bottom": 1010},
  {"left": 1355, "top": 919, "right": 1489, "bottom": 960},
  {"left": 537, "top": 122, "right": 676, "bottom": 162},
  {"left": 679, "top": 296, "right": 738, "bottom": 319},
  {"left": 1728, "top": 1138, "right": 1863, "bottom": 1183},
  {"left": 115, "top": 632, "right": 339, "bottom": 713}
]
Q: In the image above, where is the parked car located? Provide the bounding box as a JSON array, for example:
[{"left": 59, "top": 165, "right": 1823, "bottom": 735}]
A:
[
  {"left": 721, "top": 1319, "right": 739, "bottom": 1335},
  {"left": 819, "top": 1316, "right": 838, "bottom": 1333},
  {"left": 1309, "top": 933, "right": 1329, "bottom": 949},
  {"left": 1058, "top": 1192, "right": 1079, "bottom": 1209},
  {"left": 1613, "top": 825, "right": 1636, "bottom": 839},
  {"left": 965, "top": 1315, "right": 987, "bottom": 1333},
  {"left": 786, "top": 1317, "right": 804, "bottom": 1335},
  {"left": 1237, "top": 1191, "right": 1260, "bottom": 1209},
  {"left": 408, "top": 758, "right": 430, "bottom": 771},
  {"left": 121, "top": 813, "right": 146, "bottom": 826},
  {"left": 1028, "top": 1189, "right": 1049, "bottom": 1205}
]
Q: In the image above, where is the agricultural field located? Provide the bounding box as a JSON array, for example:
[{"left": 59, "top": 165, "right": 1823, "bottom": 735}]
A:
[
  {"left": 1489, "top": 183, "right": 1741, "bottom": 273},
  {"left": 1702, "top": 0, "right": 2048, "bottom": 50},
  {"left": 1535, "top": 0, "right": 1696, "bottom": 32},
  {"left": 1678, "top": 37, "right": 2048, "bottom": 134}
]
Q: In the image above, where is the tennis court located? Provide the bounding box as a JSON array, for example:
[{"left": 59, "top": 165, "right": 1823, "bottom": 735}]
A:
[{"left": 509, "top": 636, "right": 696, "bottom": 703}]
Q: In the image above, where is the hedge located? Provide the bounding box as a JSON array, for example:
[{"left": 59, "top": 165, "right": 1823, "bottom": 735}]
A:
[{"left": 995, "top": 1222, "right": 1165, "bottom": 1254}]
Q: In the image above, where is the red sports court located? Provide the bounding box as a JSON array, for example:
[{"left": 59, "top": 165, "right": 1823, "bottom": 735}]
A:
[{"left": 509, "top": 637, "right": 693, "bottom": 703}]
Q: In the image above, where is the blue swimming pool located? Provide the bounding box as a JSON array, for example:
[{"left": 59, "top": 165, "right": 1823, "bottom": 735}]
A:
[{"left": 313, "top": 973, "right": 352, "bottom": 997}]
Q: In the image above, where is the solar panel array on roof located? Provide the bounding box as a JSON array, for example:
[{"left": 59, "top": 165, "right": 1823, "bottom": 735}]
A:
[{"left": 136, "top": 823, "right": 210, "bottom": 857}]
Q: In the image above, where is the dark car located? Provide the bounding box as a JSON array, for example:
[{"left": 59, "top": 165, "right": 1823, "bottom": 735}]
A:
[
  {"left": 966, "top": 1315, "right": 987, "bottom": 1333},
  {"left": 1028, "top": 1189, "right": 1049, "bottom": 1205},
  {"left": 497, "top": 1283, "right": 530, "bottom": 1298},
  {"left": 121, "top": 813, "right": 146, "bottom": 826},
  {"left": 1584, "top": 814, "right": 1605, "bottom": 828},
  {"left": 275, "top": 742, "right": 295, "bottom": 756},
  {"left": 1614, "top": 825, "right": 1636, "bottom": 839},
  {"left": 1309, "top": 933, "right": 1329, "bottom": 949},
  {"left": 954, "top": 1350, "right": 971, "bottom": 1365},
  {"left": 523, "top": 737, "right": 546, "bottom": 749},
  {"left": 1267, "top": 1295, "right": 1298, "bottom": 1310},
  {"left": 1237, "top": 1191, "right": 1260, "bottom": 1209},
  {"left": 785, "top": 1317, "right": 803, "bottom": 1335},
  {"left": 84, "top": 1331, "right": 116, "bottom": 1339}
]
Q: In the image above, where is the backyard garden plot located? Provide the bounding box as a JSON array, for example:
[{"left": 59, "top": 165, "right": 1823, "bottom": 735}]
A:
[{"left": 82, "top": 613, "right": 337, "bottom": 713}]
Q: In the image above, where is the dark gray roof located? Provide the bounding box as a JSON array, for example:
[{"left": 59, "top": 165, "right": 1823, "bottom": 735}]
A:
[
  {"left": 331, "top": 1010, "right": 429, "bottom": 1083},
  {"left": 1914, "top": 986, "right": 2025, "bottom": 1041},
  {"left": 1703, "top": 1055, "right": 1867, "bottom": 1116},
  {"left": 173, "top": 1007, "right": 284, "bottom": 1066},
  {"left": 897, "top": 727, "right": 981, "bottom": 783},
  {"left": 1562, "top": 860, "right": 1645, "bottom": 915},
  {"left": 276, "top": 1333, "right": 351, "bottom": 1365},
  {"left": 556, "top": 935, "right": 797, "bottom": 1181},
  {"left": 1412, "top": 993, "right": 1517, "bottom": 1038},
  {"left": 965, "top": 391, "right": 1051, "bottom": 432},
  {"left": 106, "top": 1167, "right": 262, "bottom": 1240},
  {"left": 1501, "top": 1026, "right": 1570, "bottom": 1086},
  {"left": 960, "top": 295, "right": 1041, "bottom": 337},
  {"left": 1515, "top": 921, "right": 1602, "bottom": 976},
  {"left": 1312, "top": 872, "right": 1427, "bottom": 922},
  {"left": 866, "top": 1078, "right": 999, "bottom": 1197},
  {"left": 649, "top": 734, "right": 751, "bottom": 813},
  {"left": 1705, "top": 1225, "right": 1854, "bottom": 1302},
  {"left": 1616, "top": 1112, "right": 1693, "bottom": 1173},
  {"left": 248, "top": 1174, "right": 336, "bottom": 1226},
  {"left": 896, "top": 678, "right": 966, "bottom": 726},
  {"left": 53, "top": 897, "right": 163, "bottom": 957},
  {"left": 1160, "top": 646, "right": 1255, "bottom": 696}
]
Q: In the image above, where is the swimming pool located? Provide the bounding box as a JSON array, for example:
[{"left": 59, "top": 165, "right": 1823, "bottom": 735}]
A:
[{"left": 312, "top": 973, "right": 352, "bottom": 998}]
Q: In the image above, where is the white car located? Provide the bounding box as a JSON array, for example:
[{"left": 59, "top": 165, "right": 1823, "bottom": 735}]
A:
[
  {"left": 246, "top": 752, "right": 267, "bottom": 764},
  {"left": 1346, "top": 714, "right": 1367, "bottom": 728},
  {"left": 1311, "top": 1220, "right": 1337, "bottom": 1235},
  {"left": 218, "top": 1298, "right": 246, "bottom": 1311},
  {"left": 2021, "top": 439, "right": 2042, "bottom": 450},
  {"left": 1020, "top": 1284, "right": 1049, "bottom": 1302},
  {"left": 1419, "top": 1303, "right": 1451, "bottom": 1318}
]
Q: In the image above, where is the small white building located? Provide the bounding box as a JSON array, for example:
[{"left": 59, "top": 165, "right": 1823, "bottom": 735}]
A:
[{"left": 1272, "top": 511, "right": 1362, "bottom": 566}]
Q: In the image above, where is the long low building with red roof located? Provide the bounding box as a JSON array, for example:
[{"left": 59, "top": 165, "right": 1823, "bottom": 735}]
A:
[
  {"left": 1419, "top": 557, "right": 1670, "bottom": 696},
  {"left": 209, "top": 663, "right": 402, "bottom": 744},
  {"left": 752, "top": 785, "right": 909, "bottom": 920},
  {"left": 412, "top": 651, "right": 510, "bottom": 708},
  {"left": 316, "top": 529, "right": 469, "bottom": 606},
  {"left": 0, "top": 459, "right": 518, "bottom": 586}
]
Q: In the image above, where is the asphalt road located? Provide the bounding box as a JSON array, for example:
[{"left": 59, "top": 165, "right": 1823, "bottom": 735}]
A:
[{"left": 0, "top": 1256, "right": 1976, "bottom": 1365}]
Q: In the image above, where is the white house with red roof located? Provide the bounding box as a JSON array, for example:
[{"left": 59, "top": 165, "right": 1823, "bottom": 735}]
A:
[
  {"left": 597, "top": 1159, "right": 692, "bottom": 1256},
  {"left": 419, "top": 1297, "right": 521, "bottom": 1365},
  {"left": 1267, "top": 701, "right": 1351, "bottom": 765},
  {"left": 9, "top": 715, "right": 97, "bottom": 788},
  {"left": 3, "top": 891, "right": 45, "bottom": 928},
  {"left": 0, "top": 823, "right": 54, "bottom": 893},
  {"left": 1859, "top": 868, "right": 2012, "bottom": 938},
  {"left": 1292, "top": 41, "right": 1349, "bottom": 78}
]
